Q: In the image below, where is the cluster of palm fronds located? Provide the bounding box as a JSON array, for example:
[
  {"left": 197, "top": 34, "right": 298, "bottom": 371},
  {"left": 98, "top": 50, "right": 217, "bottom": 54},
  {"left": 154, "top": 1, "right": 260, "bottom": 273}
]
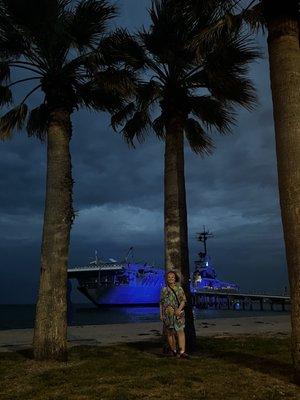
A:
[
  {"left": 0, "top": 0, "right": 265, "bottom": 149},
  {"left": 0, "top": 0, "right": 143, "bottom": 141},
  {"left": 110, "top": 0, "right": 262, "bottom": 156}
]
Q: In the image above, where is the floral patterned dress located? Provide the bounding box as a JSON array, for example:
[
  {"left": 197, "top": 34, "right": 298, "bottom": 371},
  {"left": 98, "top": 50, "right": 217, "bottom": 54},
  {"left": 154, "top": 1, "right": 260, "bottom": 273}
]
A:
[{"left": 160, "top": 285, "right": 186, "bottom": 332}]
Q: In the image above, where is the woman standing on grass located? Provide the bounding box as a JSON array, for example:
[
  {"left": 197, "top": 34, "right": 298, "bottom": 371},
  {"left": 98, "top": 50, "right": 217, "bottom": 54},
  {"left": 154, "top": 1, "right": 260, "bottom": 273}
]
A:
[{"left": 160, "top": 270, "right": 188, "bottom": 358}]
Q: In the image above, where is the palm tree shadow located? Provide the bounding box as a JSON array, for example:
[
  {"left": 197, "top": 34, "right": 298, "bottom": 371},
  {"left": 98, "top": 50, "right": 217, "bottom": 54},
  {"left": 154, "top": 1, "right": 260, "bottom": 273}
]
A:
[
  {"left": 195, "top": 338, "right": 293, "bottom": 383},
  {"left": 129, "top": 338, "right": 294, "bottom": 382},
  {"left": 221, "top": 351, "right": 291, "bottom": 380},
  {"left": 126, "top": 339, "right": 167, "bottom": 358},
  {"left": 16, "top": 348, "right": 34, "bottom": 359},
  {"left": 0, "top": 346, "right": 34, "bottom": 361}
]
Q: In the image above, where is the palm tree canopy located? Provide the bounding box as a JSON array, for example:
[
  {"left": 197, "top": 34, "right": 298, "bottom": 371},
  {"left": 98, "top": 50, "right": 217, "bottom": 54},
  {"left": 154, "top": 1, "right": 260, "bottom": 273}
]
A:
[
  {"left": 0, "top": 0, "right": 142, "bottom": 140},
  {"left": 113, "top": 0, "right": 260, "bottom": 155},
  {"left": 183, "top": 0, "right": 299, "bottom": 43},
  {"left": 182, "top": 0, "right": 265, "bottom": 36}
]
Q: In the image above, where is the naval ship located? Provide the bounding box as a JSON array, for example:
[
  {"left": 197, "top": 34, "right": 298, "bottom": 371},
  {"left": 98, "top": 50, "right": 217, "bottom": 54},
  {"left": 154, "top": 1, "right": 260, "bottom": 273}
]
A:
[
  {"left": 67, "top": 247, "right": 164, "bottom": 306},
  {"left": 67, "top": 229, "right": 238, "bottom": 306}
]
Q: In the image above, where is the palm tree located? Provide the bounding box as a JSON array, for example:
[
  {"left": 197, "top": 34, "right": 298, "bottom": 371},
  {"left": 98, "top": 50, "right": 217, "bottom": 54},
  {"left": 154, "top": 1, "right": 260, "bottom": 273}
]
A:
[
  {"left": 113, "top": 0, "right": 259, "bottom": 351},
  {"left": 184, "top": 0, "right": 300, "bottom": 382},
  {"left": 0, "top": 0, "right": 139, "bottom": 361},
  {"left": 261, "top": 0, "right": 300, "bottom": 383}
]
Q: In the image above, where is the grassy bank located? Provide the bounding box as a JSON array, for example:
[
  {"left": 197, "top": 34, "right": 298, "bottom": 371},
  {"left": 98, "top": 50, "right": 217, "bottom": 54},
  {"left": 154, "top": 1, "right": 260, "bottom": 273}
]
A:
[{"left": 1, "top": 335, "right": 300, "bottom": 400}]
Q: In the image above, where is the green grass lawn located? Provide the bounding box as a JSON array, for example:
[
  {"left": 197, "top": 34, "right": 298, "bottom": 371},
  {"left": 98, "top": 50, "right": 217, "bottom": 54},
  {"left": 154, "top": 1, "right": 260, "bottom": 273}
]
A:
[{"left": 1, "top": 335, "right": 300, "bottom": 400}]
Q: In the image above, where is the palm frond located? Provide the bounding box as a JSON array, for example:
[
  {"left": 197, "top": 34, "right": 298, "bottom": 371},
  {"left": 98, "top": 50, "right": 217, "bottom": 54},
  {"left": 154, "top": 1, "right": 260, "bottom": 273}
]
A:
[
  {"left": 67, "top": 0, "right": 117, "bottom": 51},
  {"left": 189, "top": 95, "right": 235, "bottom": 133},
  {"left": 0, "top": 84, "right": 12, "bottom": 106},
  {"left": 122, "top": 110, "right": 151, "bottom": 147},
  {"left": 180, "top": 0, "right": 239, "bottom": 25},
  {"left": 184, "top": 118, "right": 214, "bottom": 155},
  {"left": 185, "top": 69, "right": 206, "bottom": 88},
  {"left": 204, "top": 33, "right": 261, "bottom": 75},
  {"left": 1, "top": 0, "right": 68, "bottom": 38},
  {"left": 76, "top": 81, "right": 123, "bottom": 112},
  {"left": 26, "top": 103, "right": 49, "bottom": 141},
  {"left": 152, "top": 114, "right": 166, "bottom": 140},
  {"left": 93, "top": 68, "right": 137, "bottom": 98},
  {"left": 0, "top": 103, "right": 28, "bottom": 140},
  {"left": 192, "top": 12, "right": 242, "bottom": 47},
  {"left": 111, "top": 102, "right": 135, "bottom": 131},
  {"left": 187, "top": 0, "right": 264, "bottom": 46},
  {"left": 0, "top": 0, "right": 69, "bottom": 63},
  {"left": 99, "top": 28, "right": 146, "bottom": 69},
  {"left": 0, "top": 12, "right": 28, "bottom": 58},
  {"left": 200, "top": 33, "right": 259, "bottom": 108},
  {"left": 136, "top": 80, "right": 162, "bottom": 110},
  {"left": 243, "top": 3, "right": 265, "bottom": 33},
  {"left": 0, "top": 60, "right": 10, "bottom": 82},
  {"left": 208, "top": 74, "right": 257, "bottom": 109},
  {"left": 141, "top": 0, "right": 194, "bottom": 66},
  {"left": 61, "top": 47, "right": 106, "bottom": 78}
]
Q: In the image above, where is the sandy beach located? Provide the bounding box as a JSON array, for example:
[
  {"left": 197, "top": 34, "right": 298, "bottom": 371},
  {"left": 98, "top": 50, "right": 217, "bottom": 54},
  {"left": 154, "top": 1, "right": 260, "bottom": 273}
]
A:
[{"left": 0, "top": 314, "right": 290, "bottom": 352}]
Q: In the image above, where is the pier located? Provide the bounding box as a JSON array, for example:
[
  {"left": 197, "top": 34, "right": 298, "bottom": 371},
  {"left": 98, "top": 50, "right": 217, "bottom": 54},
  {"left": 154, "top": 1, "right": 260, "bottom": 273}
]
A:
[{"left": 191, "top": 291, "right": 291, "bottom": 311}]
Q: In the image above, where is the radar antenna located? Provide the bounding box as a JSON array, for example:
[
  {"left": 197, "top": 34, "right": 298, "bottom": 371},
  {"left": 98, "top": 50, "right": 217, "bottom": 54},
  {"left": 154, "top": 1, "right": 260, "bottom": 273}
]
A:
[
  {"left": 89, "top": 250, "right": 99, "bottom": 266},
  {"left": 196, "top": 226, "right": 214, "bottom": 259}
]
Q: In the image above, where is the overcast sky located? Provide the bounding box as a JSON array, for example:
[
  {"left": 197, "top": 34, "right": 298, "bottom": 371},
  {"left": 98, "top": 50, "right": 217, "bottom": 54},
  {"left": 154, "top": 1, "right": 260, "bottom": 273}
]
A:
[{"left": 0, "top": 0, "right": 288, "bottom": 304}]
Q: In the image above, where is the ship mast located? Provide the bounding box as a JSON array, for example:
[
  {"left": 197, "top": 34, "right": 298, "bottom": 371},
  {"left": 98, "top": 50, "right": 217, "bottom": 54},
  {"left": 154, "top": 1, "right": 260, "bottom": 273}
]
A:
[
  {"left": 124, "top": 246, "right": 134, "bottom": 263},
  {"left": 196, "top": 226, "right": 213, "bottom": 259}
]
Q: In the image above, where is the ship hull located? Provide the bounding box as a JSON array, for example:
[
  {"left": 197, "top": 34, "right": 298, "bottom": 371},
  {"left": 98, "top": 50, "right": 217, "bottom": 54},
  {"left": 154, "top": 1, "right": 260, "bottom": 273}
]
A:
[
  {"left": 77, "top": 279, "right": 238, "bottom": 307},
  {"left": 78, "top": 283, "right": 163, "bottom": 306}
]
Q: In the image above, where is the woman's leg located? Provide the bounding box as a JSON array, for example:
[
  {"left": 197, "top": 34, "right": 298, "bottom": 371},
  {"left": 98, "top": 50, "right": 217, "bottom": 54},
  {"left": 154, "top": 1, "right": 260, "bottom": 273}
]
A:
[
  {"left": 177, "top": 329, "right": 185, "bottom": 353},
  {"left": 166, "top": 331, "right": 177, "bottom": 352}
]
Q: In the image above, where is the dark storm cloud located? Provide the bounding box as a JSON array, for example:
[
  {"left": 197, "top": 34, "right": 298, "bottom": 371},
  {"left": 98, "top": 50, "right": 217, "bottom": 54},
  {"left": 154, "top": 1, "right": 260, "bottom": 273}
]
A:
[
  {"left": 0, "top": 0, "right": 289, "bottom": 302},
  {"left": 70, "top": 112, "right": 164, "bottom": 209},
  {"left": 0, "top": 138, "right": 45, "bottom": 214}
]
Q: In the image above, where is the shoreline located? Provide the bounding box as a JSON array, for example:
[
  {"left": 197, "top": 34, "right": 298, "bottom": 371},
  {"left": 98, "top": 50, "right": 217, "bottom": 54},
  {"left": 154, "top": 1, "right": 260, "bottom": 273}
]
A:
[{"left": 0, "top": 314, "right": 291, "bottom": 352}]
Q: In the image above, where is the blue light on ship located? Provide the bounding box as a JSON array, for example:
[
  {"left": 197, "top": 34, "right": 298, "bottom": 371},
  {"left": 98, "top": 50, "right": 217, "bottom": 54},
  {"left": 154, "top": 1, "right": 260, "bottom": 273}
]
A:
[{"left": 67, "top": 229, "right": 239, "bottom": 307}]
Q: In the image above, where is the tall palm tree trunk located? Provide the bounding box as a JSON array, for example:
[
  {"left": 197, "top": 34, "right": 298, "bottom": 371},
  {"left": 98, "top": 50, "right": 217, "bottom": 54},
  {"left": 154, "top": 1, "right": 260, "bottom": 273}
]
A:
[
  {"left": 164, "top": 119, "right": 196, "bottom": 351},
  {"left": 264, "top": 2, "right": 300, "bottom": 382},
  {"left": 164, "top": 126, "right": 189, "bottom": 273},
  {"left": 33, "top": 108, "right": 74, "bottom": 361}
]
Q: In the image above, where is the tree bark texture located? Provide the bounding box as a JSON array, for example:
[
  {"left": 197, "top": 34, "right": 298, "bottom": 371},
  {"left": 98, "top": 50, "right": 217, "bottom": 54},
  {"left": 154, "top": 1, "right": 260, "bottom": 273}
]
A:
[
  {"left": 265, "top": 9, "right": 300, "bottom": 382},
  {"left": 164, "top": 119, "right": 196, "bottom": 351},
  {"left": 33, "top": 108, "right": 73, "bottom": 361}
]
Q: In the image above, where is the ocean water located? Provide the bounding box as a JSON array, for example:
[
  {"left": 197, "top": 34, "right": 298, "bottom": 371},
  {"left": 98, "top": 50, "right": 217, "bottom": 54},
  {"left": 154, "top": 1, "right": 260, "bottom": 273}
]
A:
[{"left": 0, "top": 303, "right": 290, "bottom": 330}]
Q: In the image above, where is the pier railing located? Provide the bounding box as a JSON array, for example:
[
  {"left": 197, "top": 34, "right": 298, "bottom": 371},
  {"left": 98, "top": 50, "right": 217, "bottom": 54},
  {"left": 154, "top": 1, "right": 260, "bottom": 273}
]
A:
[{"left": 191, "top": 291, "right": 291, "bottom": 311}]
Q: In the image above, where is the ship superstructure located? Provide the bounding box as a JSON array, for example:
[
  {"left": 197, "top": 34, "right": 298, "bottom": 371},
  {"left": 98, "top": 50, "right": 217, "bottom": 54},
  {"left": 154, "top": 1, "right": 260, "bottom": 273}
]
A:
[
  {"left": 191, "top": 228, "right": 239, "bottom": 293},
  {"left": 67, "top": 248, "right": 164, "bottom": 306}
]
